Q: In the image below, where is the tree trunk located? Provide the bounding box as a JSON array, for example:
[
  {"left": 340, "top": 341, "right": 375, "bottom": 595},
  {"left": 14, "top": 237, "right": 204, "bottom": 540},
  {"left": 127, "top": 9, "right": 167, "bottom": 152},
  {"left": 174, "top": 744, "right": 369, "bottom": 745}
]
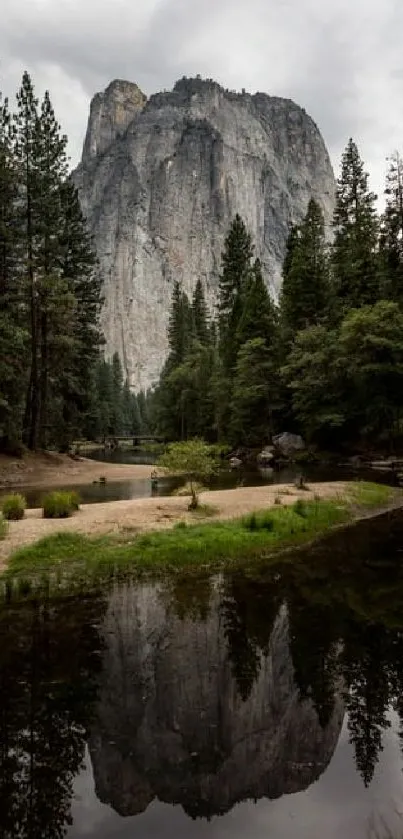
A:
[
  {"left": 26, "top": 200, "right": 40, "bottom": 450},
  {"left": 38, "top": 309, "right": 48, "bottom": 449}
]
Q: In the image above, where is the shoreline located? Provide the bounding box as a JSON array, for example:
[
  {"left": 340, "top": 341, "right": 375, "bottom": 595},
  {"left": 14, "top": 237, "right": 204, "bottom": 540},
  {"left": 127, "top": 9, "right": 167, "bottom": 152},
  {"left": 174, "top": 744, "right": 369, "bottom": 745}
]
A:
[
  {"left": 0, "top": 482, "right": 347, "bottom": 566},
  {"left": 0, "top": 451, "right": 155, "bottom": 489},
  {"left": 0, "top": 482, "right": 398, "bottom": 579}
]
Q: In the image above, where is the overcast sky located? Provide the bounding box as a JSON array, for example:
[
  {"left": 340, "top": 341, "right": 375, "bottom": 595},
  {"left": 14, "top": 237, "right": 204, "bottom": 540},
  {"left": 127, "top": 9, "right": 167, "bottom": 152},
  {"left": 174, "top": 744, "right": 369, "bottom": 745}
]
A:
[{"left": 1, "top": 0, "right": 403, "bottom": 201}]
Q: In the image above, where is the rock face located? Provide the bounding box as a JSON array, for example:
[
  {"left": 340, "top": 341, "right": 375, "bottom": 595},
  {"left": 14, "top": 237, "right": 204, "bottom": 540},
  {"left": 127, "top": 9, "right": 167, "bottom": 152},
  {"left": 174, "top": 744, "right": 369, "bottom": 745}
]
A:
[
  {"left": 82, "top": 79, "right": 147, "bottom": 162},
  {"left": 88, "top": 580, "right": 344, "bottom": 820},
  {"left": 73, "top": 76, "right": 335, "bottom": 390}
]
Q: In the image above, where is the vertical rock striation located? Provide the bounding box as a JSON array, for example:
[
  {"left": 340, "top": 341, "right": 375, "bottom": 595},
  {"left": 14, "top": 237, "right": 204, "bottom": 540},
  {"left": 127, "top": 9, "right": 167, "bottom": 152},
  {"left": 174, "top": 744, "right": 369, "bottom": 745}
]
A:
[{"left": 73, "top": 76, "right": 335, "bottom": 389}]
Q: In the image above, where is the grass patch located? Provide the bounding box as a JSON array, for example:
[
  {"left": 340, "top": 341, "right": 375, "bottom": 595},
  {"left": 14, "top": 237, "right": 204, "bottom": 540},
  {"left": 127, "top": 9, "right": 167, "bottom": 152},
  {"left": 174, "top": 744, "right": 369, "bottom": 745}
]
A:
[
  {"left": 1, "top": 493, "right": 26, "bottom": 521},
  {"left": 1, "top": 482, "right": 398, "bottom": 589},
  {"left": 347, "top": 480, "right": 393, "bottom": 509},
  {"left": 42, "top": 490, "right": 80, "bottom": 519}
]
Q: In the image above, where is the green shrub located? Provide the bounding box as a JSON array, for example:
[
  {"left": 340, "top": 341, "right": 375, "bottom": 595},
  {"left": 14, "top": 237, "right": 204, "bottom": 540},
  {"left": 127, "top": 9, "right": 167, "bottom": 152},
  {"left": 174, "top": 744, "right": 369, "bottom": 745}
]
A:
[
  {"left": 0, "top": 514, "right": 7, "bottom": 540},
  {"left": 243, "top": 511, "right": 274, "bottom": 532},
  {"left": 1, "top": 493, "right": 26, "bottom": 521},
  {"left": 42, "top": 491, "right": 77, "bottom": 519},
  {"left": 67, "top": 491, "right": 81, "bottom": 511}
]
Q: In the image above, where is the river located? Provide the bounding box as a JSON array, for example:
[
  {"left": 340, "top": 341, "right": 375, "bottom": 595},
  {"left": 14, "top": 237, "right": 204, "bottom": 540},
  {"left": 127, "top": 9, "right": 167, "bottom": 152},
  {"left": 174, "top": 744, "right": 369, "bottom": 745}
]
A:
[
  {"left": 1, "top": 509, "right": 403, "bottom": 837},
  {"left": 0, "top": 445, "right": 396, "bottom": 508}
]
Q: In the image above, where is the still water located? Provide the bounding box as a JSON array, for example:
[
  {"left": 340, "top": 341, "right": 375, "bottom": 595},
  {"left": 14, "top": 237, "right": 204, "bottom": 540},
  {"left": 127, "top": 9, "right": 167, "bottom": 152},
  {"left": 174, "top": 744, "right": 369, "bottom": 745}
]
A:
[
  {"left": 2, "top": 511, "right": 403, "bottom": 837},
  {"left": 0, "top": 446, "right": 397, "bottom": 508}
]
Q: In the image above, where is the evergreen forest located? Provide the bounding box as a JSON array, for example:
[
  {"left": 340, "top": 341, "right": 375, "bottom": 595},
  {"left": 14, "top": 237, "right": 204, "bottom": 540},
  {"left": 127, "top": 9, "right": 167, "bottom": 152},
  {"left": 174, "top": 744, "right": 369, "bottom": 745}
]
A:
[
  {"left": 2, "top": 73, "right": 403, "bottom": 454},
  {"left": 0, "top": 73, "right": 148, "bottom": 453},
  {"left": 150, "top": 140, "right": 403, "bottom": 452}
]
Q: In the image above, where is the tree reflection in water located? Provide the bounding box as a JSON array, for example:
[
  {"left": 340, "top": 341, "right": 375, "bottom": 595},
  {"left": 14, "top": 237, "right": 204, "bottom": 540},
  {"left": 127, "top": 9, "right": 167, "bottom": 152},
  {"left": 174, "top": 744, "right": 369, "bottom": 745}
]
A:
[
  {"left": 0, "top": 594, "right": 105, "bottom": 838},
  {"left": 220, "top": 510, "right": 403, "bottom": 787},
  {"left": 2, "top": 510, "right": 403, "bottom": 834}
]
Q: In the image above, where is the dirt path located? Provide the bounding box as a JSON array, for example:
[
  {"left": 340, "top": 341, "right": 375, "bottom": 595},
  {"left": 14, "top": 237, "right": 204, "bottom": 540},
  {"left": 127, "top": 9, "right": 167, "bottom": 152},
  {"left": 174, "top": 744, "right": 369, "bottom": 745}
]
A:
[
  {"left": 0, "top": 451, "right": 155, "bottom": 489},
  {"left": 0, "top": 481, "right": 347, "bottom": 569}
]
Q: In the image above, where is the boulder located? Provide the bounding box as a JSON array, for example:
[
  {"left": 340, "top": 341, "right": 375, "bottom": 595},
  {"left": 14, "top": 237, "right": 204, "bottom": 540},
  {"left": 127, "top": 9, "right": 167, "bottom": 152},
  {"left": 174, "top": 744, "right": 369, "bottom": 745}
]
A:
[
  {"left": 229, "top": 457, "right": 242, "bottom": 469},
  {"left": 257, "top": 447, "right": 275, "bottom": 465},
  {"left": 273, "top": 433, "right": 305, "bottom": 458}
]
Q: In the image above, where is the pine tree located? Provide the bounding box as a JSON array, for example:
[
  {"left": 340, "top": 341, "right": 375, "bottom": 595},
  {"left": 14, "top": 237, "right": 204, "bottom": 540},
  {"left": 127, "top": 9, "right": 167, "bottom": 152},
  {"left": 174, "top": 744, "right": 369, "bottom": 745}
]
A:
[
  {"left": 230, "top": 338, "right": 274, "bottom": 446},
  {"left": 332, "top": 139, "right": 379, "bottom": 309},
  {"left": 11, "top": 74, "right": 101, "bottom": 449},
  {"left": 95, "top": 359, "right": 114, "bottom": 439},
  {"left": 282, "top": 224, "right": 299, "bottom": 280},
  {"left": 237, "top": 258, "right": 278, "bottom": 348},
  {"left": 280, "top": 199, "right": 330, "bottom": 339},
  {"left": 121, "top": 380, "right": 141, "bottom": 435},
  {"left": 192, "top": 279, "right": 210, "bottom": 344},
  {"left": 0, "top": 92, "right": 18, "bottom": 306},
  {"left": 35, "top": 90, "right": 71, "bottom": 446},
  {"left": 137, "top": 390, "right": 150, "bottom": 434},
  {"left": 14, "top": 71, "right": 41, "bottom": 449},
  {"left": 167, "top": 281, "right": 192, "bottom": 366},
  {"left": 0, "top": 90, "right": 27, "bottom": 447},
  {"left": 218, "top": 214, "right": 254, "bottom": 373},
  {"left": 281, "top": 325, "right": 345, "bottom": 445},
  {"left": 153, "top": 283, "right": 194, "bottom": 439},
  {"left": 110, "top": 352, "right": 124, "bottom": 436},
  {"left": 379, "top": 152, "right": 403, "bottom": 303}
]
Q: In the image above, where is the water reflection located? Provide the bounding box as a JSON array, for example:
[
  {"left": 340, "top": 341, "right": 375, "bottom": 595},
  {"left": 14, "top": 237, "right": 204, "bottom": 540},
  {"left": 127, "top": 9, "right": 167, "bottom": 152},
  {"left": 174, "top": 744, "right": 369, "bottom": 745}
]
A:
[
  {"left": 0, "top": 595, "right": 105, "bottom": 838},
  {"left": 1, "top": 512, "right": 403, "bottom": 836}
]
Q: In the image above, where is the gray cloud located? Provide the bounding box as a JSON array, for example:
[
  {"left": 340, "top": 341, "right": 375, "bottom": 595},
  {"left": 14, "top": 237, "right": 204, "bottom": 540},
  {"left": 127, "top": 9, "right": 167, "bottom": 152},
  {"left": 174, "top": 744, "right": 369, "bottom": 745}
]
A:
[{"left": 1, "top": 0, "right": 403, "bottom": 199}]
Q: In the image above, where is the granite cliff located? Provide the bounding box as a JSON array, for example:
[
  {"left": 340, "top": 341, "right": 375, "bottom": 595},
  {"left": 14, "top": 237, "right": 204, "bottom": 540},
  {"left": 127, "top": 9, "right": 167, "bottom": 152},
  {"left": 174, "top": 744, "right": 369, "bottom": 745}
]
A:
[
  {"left": 88, "top": 580, "right": 344, "bottom": 819},
  {"left": 73, "top": 76, "right": 335, "bottom": 390}
]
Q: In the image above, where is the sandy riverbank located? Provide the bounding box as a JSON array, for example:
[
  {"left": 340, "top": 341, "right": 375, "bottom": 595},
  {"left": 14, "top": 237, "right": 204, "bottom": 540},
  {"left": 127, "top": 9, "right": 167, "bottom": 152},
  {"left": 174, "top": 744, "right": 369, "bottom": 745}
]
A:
[
  {"left": 0, "top": 452, "right": 155, "bottom": 489},
  {"left": 0, "top": 482, "right": 347, "bottom": 568}
]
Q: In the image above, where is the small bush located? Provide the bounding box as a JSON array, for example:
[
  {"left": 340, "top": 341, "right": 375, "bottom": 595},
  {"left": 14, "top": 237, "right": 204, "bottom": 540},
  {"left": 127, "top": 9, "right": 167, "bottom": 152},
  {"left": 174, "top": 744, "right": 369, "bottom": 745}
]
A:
[
  {"left": 0, "top": 514, "right": 8, "bottom": 540},
  {"left": 1, "top": 493, "right": 26, "bottom": 521},
  {"left": 293, "top": 498, "right": 307, "bottom": 517},
  {"left": 42, "top": 491, "right": 77, "bottom": 519},
  {"left": 67, "top": 491, "right": 81, "bottom": 511},
  {"left": 243, "top": 511, "right": 275, "bottom": 532},
  {"left": 274, "top": 495, "right": 282, "bottom": 505}
]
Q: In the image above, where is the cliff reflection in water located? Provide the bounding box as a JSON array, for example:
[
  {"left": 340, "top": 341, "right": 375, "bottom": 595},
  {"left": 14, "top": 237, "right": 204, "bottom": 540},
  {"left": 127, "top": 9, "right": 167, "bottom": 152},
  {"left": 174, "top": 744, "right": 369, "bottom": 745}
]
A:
[
  {"left": 2, "top": 511, "right": 403, "bottom": 836},
  {"left": 89, "top": 581, "right": 344, "bottom": 819}
]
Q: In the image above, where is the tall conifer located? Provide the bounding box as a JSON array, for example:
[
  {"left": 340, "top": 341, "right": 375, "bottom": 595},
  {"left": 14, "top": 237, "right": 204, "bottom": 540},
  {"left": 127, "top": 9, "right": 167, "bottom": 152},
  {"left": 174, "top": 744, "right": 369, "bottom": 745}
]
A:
[
  {"left": 332, "top": 138, "right": 379, "bottom": 309},
  {"left": 280, "top": 199, "right": 330, "bottom": 339},
  {"left": 192, "top": 279, "right": 210, "bottom": 344},
  {"left": 379, "top": 151, "right": 403, "bottom": 303}
]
